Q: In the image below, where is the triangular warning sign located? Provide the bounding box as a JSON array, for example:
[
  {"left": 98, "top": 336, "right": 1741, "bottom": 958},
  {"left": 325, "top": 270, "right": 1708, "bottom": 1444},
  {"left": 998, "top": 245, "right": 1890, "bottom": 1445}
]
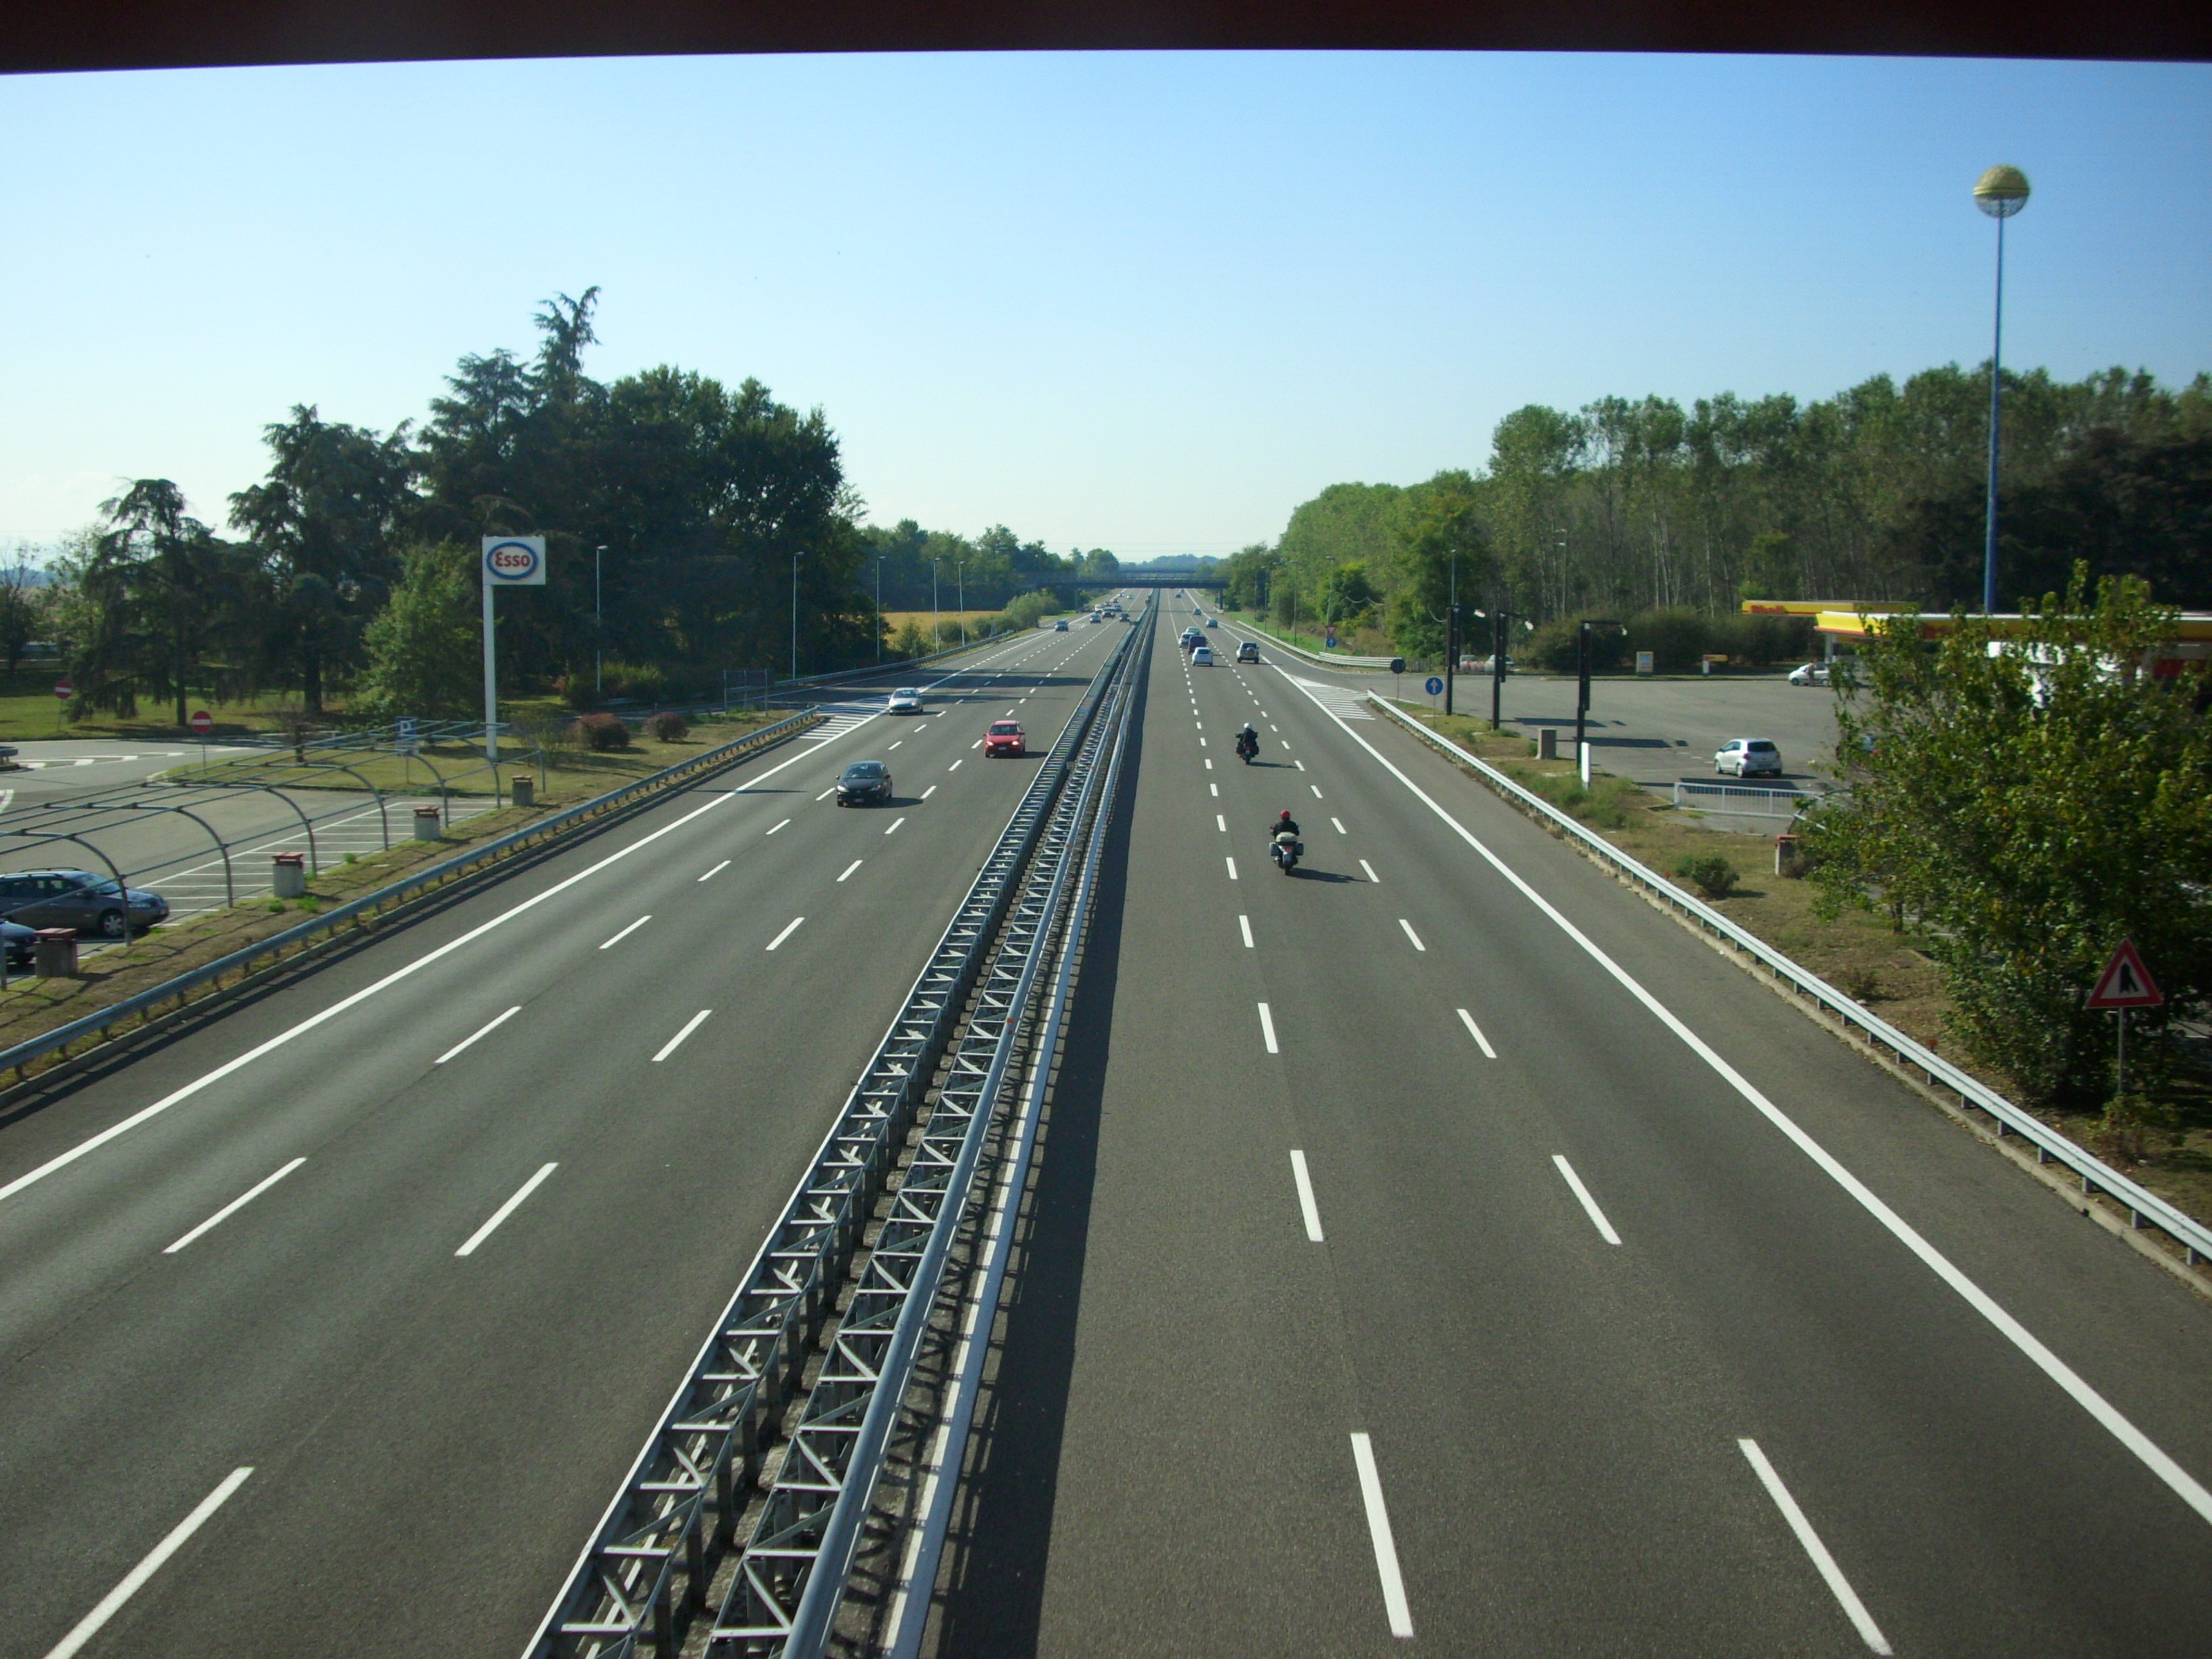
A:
[{"left": 2087, "top": 940, "right": 2164, "bottom": 1010}]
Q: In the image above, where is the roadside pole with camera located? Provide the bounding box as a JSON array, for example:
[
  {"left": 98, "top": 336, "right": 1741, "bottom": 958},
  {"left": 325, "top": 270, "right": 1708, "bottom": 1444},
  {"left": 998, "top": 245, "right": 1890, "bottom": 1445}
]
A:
[{"left": 482, "top": 537, "right": 548, "bottom": 766}]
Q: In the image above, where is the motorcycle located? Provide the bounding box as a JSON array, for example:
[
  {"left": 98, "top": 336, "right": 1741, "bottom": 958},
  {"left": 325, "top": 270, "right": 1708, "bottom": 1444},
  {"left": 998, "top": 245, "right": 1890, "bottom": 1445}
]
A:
[
  {"left": 1235, "top": 731, "right": 1258, "bottom": 764},
  {"left": 1271, "top": 830, "right": 1302, "bottom": 874}
]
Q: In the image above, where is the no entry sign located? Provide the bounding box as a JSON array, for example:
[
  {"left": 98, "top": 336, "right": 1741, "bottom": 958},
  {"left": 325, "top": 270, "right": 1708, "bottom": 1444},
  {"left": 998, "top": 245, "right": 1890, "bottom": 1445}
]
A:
[
  {"left": 190, "top": 710, "right": 214, "bottom": 735},
  {"left": 53, "top": 680, "right": 72, "bottom": 700}
]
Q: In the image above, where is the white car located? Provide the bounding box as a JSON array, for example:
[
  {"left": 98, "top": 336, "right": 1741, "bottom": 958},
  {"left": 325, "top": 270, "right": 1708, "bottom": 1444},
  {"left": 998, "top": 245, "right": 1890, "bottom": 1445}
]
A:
[
  {"left": 1191, "top": 646, "right": 1214, "bottom": 665},
  {"left": 886, "top": 688, "right": 922, "bottom": 715},
  {"left": 1787, "top": 662, "right": 1831, "bottom": 687},
  {"left": 1715, "top": 737, "right": 1782, "bottom": 777}
]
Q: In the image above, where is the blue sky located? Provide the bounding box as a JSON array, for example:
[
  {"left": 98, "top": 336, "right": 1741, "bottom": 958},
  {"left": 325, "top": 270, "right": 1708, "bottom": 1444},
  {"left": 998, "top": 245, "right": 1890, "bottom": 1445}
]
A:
[{"left": 2, "top": 51, "right": 2206, "bottom": 557}]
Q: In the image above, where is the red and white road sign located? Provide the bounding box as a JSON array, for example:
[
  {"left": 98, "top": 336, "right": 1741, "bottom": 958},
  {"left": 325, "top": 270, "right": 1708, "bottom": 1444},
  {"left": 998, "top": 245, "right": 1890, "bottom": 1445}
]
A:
[
  {"left": 189, "top": 710, "right": 214, "bottom": 735},
  {"left": 52, "top": 680, "right": 72, "bottom": 700},
  {"left": 2087, "top": 939, "right": 2163, "bottom": 1010}
]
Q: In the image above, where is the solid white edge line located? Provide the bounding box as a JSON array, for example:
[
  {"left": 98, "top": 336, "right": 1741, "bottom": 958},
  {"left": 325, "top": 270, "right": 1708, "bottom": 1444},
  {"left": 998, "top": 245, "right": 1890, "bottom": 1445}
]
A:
[
  {"left": 1239, "top": 914, "right": 1254, "bottom": 949},
  {"left": 0, "top": 718, "right": 865, "bottom": 1210},
  {"left": 42, "top": 1467, "right": 254, "bottom": 1659},
  {"left": 1455, "top": 1007, "right": 1498, "bottom": 1059},
  {"left": 1284, "top": 671, "right": 2212, "bottom": 1529},
  {"left": 1289, "top": 1149, "right": 1324, "bottom": 1241},
  {"left": 697, "top": 859, "right": 731, "bottom": 882},
  {"left": 1398, "top": 918, "right": 1427, "bottom": 952},
  {"left": 1257, "top": 1000, "right": 1278, "bottom": 1053},
  {"left": 1349, "top": 1433, "right": 1415, "bottom": 1638},
  {"left": 598, "top": 914, "right": 652, "bottom": 949},
  {"left": 1225, "top": 856, "right": 1239, "bottom": 881},
  {"left": 162, "top": 1158, "right": 306, "bottom": 1254},
  {"left": 435, "top": 1004, "right": 523, "bottom": 1065},
  {"left": 455, "top": 1162, "right": 558, "bottom": 1256},
  {"left": 652, "top": 1009, "right": 712, "bottom": 1063},
  {"left": 1738, "top": 1439, "right": 1892, "bottom": 1654},
  {"left": 765, "top": 916, "right": 805, "bottom": 951},
  {"left": 1551, "top": 1154, "right": 1623, "bottom": 1246}
]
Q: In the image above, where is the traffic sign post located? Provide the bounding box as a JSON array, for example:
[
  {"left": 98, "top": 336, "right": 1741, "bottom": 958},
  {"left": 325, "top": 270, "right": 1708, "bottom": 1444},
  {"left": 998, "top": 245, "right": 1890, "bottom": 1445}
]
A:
[
  {"left": 52, "top": 678, "right": 72, "bottom": 735},
  {"left": 1425, "top": 675, "right": 1444, "bottom": 708},
  {"left": 2087, "top": 940, "right": 2163, "bottom": 1099},
  {"left": 481, "top": 537, "right": 548, "bottom": 764},
  {"left": 190, "top": 708, "right": 213, "bottom": 773}
]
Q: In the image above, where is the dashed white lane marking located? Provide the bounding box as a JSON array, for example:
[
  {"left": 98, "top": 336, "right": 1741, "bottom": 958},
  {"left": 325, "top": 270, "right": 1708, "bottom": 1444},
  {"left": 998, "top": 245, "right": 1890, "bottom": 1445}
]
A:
[
  {"left": 884, "top": 817, "right": 906, "bottom": 835},
  {"left": 1198, "top": 736, "right": 1207, "bottom": 747},
  {"left": 766, "top": 916, "right": 805, "bottom": 950},
  {"left": 1215, "top": 814, "right": 1227, "bottom": 833},
  {"left": 816, "top": 787, "right": 835, "bottom": 801},
  {"left": 1359, "top": 859, "right": 1380, "bottom": 883},
  {"left": 598, "top": 914, "right": 652, "bottom": 950},
  {"left": 1204, "top": 758, "right": 1212, "bottom": 770},
  {"left": 163, "top": 1158, "right": 306, "bottom": 1254},
  {"left": 1294, "top": 759, "right": 1305, "bottom": 771},
  {"left": 1290, "top": 1149, "right": 1324, "bottom": 1240},
  {"left": 456, "top": 1162, "right": 558, "bottom": 1256},
  {"left": 1239, "top": 914, "right": 1254, "bottom": 949},
  {"left": 1332, "top": 817, "right": 1347, "bottom": 834},
  {"left": 920, "top": 785, "right": 937, "bottom": 800},
  {"left": 698, "top": 859, "right": 731, "bottom": 882},
  {"left": 1257, "top": 1000, "right": 1277, "bottom": 1052},
  {"left": 1311, "top": 783, "right": 1323, "bottom": 798},
  {"left": 1225, "top": 856, "right": 1239, "bottom": 881},
  {"left": 1349, "top": 1434, "right": 1415, "bottom": 1638},
  {"left": 838, "top": 859, "right": 863, "bottom": 881},
  {"left": 949, "top": 759, "right": 964, "bottom": 771},
  {"left": 1552, "top": 1155, "right": 1622, "bottom": 1245},
  {"left": 436, "top": 1004, "right": 524, "bottom": 1065},
  {"left": 766, "top": 819, "right": 790, "bottom": 835},
  {"left": 1456, "top": 1008, "right": 1497, "bottom": 1059},
  {"left": 42, "top": 1467, "right": 255, "bottom": 1659},
  {"left": 1210, "top": 783, "right": 1219, "bottom": 796},
  {"left": 1398, "top": 918, "right": 1427, "bottom": 953},
  {"left": 652, "top": 1009, "right": 713, "bottom": 1063},
  {"left": 1738, "top": 1439, "right": 1891, "bottom": 1654}
]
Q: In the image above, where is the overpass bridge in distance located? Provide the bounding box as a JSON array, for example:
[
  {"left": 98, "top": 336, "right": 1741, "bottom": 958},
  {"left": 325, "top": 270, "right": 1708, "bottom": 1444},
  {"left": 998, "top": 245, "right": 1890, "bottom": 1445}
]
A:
[{"left": 1036, "top": 572, "right": 1223, "bottom": 590}]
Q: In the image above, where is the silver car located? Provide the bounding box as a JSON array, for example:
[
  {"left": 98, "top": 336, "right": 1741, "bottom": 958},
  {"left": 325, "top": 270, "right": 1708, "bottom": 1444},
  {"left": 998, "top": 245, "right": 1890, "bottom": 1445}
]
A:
[
  {"left": 1715, "top": 738, "right": 1783, "bottom": 778},
  {"left": 886, "top": 688, "right": 922, "bottom": 715}
]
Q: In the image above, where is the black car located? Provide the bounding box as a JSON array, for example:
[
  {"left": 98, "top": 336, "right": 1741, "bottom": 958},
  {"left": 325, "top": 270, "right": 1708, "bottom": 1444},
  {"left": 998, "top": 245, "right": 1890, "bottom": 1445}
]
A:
[
  {"left": 0, "top": 869, "right": 171, "bottom": 939},
  {"left": 836, "top": 761, "right": 894, "bottom": 806},
  {"left": 0, "top": 920, "right": 32, "bottom": 969}
]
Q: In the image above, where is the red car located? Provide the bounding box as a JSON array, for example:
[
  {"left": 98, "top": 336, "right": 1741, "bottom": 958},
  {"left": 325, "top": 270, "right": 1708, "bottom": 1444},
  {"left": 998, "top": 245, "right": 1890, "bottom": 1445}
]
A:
[{"left": 984, "top": 720, "right": 1027, "bottom": 757}]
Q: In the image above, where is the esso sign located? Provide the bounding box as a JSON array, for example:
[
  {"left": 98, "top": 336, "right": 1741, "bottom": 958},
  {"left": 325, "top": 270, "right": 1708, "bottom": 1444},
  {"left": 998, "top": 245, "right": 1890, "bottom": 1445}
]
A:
[
  {"left": 190, "top": 710, "right": 214, "bottom": 735},
  {"left": 482, "top": 536, "right": 548, "bottom": 586}
]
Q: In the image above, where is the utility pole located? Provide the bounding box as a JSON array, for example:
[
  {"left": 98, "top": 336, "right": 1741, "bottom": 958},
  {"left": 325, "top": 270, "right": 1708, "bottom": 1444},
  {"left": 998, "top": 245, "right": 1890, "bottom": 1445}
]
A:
[
  {"left": 1576, "top": 618, "right": 1622, "bottom": 785},
  {"left": 1443, "top": 553, "right": 1458, "bottom": 717},
  {"left": 594, "top": 544, "right": 605, "bottom": 695},
  {"left": 790, "top": 548, "right": 804, "bottom": 682},
  {"left": 875, "top": 554, "right": 884, "bottom": 664},
  {"left": 931, "top": 562, "right": 941, "bottom": 655},
  {"left": 956, "top": 561, "right": 967, "bottom": 647}
]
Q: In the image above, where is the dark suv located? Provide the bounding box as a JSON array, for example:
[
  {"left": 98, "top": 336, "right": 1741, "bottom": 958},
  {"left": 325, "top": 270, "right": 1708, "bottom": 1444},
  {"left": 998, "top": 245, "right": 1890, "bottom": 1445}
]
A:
[
  {"left": 0, "top": 869, "right": 170, "bottom": 939},
  {"left": 836, "top": 762, "right": 895, "bottom": 806}
]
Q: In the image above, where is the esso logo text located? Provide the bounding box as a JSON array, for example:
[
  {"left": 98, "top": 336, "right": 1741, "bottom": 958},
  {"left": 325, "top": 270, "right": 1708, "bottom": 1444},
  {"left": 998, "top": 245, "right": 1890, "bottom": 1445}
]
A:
[{"left": 487, "top": 542, "right": 541, "bottom": 579}]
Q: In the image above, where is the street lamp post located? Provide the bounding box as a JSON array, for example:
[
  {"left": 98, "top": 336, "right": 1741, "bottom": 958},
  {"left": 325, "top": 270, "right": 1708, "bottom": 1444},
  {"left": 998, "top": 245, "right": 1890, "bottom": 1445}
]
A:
[
  {"left": 875, "top": 554, "right": 884, "bottom": 665},
  {"left": 1974, "top": 165, "right": 2031, "bottom": 616},
  {"left": 790, "top": 548, "right": 804, "bottom": 682},
  {"left": 1575, "top": 618, "right": 1623, "bottom": 784},
  {"left": 594, "top": 545, "right": 605, "bottom": 695},
  {"left": 1443, "top": 553, "right": 1458, "bottom": 718},
  {"left": 956, "top": 562, "right": 967, "bottom": 647},
  {"left": 931, "top": 562, "right": 941, "bottom": 655}
]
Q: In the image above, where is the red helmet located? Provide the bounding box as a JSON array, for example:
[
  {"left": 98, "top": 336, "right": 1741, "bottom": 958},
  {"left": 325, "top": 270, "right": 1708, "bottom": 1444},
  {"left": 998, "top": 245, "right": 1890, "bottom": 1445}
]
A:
[{"left": 1278, "top": 810, "right": 1293, "bottom": 821}]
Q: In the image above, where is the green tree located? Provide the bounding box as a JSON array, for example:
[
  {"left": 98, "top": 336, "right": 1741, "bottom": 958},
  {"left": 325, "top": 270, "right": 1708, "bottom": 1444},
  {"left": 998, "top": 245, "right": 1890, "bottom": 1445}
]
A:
[
  {"left": 355, "top": 541, "right": 481, "bottom": 717},
  {"left": 1802, "top": 568, "right": 2212, "bottom": 1102},
  {"left": 0, "top": 552, "right": 51, "bottom": 676},
  {"left": 1387, "top": 470, "right": 1494, "bottom": 657}
]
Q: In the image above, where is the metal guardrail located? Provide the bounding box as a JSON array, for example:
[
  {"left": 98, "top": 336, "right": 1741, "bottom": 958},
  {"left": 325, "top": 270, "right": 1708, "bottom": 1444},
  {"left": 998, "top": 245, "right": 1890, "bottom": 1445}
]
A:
[
  {"left": 1671, "top": 781, "right": 1819, "bottom": 818},
  {"left": 1206, "top": 610, "right": 1397, "bottom": 670},
  {"left": 0, "top": 710, "right": 821, "bottom": 1084},
  {"left": 1368, "top": 695, "right": 2212, "bottom": 1272},
  {"left": 526, "top": 599, "right": 1147, "bottom": 1659}
]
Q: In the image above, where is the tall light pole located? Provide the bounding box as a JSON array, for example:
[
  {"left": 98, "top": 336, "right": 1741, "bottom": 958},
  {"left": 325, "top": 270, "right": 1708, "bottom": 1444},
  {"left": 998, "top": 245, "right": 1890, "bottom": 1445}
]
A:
[
  {"left": 931, "top": 561, "right": 940, "bottom": 653},
  {"left": 594, "top": 544, "right": 605, "bottom": 695},
  {"left": 1974, "top": 164, "right": 2031, "bottom": 616},
  {"left": 790, "top": 548, "right": 804, "bottom": 682},
  {"left": 874, "top": 554, "right": 884, "bottom": 665},
  {"left": 956, "top": 561, "right": 967, "bottom": 647}
]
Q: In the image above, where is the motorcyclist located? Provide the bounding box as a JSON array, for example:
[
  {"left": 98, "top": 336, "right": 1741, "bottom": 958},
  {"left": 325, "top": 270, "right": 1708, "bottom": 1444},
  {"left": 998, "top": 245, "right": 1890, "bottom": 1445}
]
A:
[
  {"left": 1235, "top": 722, "right": 1259, "bottom": 758},
  {"left": 1269, "top": 808, "right": 1302, "bottom": 841}
]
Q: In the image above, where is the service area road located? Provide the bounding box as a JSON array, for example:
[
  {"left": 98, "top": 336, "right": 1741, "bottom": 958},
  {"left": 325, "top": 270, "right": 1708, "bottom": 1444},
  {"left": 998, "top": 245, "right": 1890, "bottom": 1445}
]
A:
[
  {"left": 0, "top": 618, "right": 1127, "bottom": 1659},
  {"left": 928, "top": 598, "right": 2212, "bottom": 1658}
]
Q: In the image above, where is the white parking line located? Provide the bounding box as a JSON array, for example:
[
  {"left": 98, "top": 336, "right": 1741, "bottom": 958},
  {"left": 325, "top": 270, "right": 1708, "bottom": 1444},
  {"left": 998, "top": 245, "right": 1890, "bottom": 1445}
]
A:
[
  {"left": 766, "top": 916, "right": 805, "bottom": 950},
  {"left": 1552, "top": 1155, "right": 1622, "bottom": 1245},
  {"left": 1738, "top": 1439, "right": 1890, "bottom": 1654},
  {"left": 163, "top": 1159, "right": 306, "bottom": 1254},
  {"left": 1239, "top": 914, "right": 1254, "bottom": 948},
  {"left": 41, "top": 1467, "right": 254, "bottom": 1659},
  {"left": 1225, "top": 856, "right": 1239, "bottom": 881},
  {"left": 884, "top": 817, "right": 905, "bottom": 835},
  {"left": 1398, "top": 918, "right": 1427, "bottom": 952},
  {"left": 1349, "top": 1434, "right": 1415, "bottom": 1638},
  {"left": 1359, "top": 859, "right": 1380, "bottom": 883},
  {"left": 838, "top": 859, "right": 863, "bottom": 881},
  {"left": 598, "top": 914, "right": 652, "bottom": 950},
  {"left": 652, "top": 1009, "right": 712, "bottom": 1063},
  {"left": 1289, "top": 1149, "right": 1325, "bottom": 1240},
  {"left": 1257, "top": 1000, "right": 1277, "bottom": 1052},
  {"left": 697, "top": 860, "right": 731, "bottom": 882},
  {"left": 455, "top": 1162, "right": 558, "bottom": 1256},
  {"left": 1456, "top": 1008, "right": 1497, "bottom": 1059}
]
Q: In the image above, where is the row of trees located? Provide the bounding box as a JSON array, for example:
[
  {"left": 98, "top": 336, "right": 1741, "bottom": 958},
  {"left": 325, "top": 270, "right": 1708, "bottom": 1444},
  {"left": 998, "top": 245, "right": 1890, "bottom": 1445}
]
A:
[
  {"left": 1217, "top": 363, "right": 2211, "bottom": 661},
  {"left": 35, "top": 290, "right": 1108, "bottom": 723}
]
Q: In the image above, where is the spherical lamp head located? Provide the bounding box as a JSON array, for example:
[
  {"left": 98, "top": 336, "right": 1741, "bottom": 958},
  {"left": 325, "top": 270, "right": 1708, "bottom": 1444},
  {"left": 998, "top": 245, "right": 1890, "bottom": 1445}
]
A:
[{"left": 1974, "top": 164, "right": 2031, "bottom": 219}]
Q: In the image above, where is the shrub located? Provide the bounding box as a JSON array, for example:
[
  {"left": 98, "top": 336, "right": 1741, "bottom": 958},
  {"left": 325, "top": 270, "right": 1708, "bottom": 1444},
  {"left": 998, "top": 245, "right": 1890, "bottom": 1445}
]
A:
[
  {"left": 1673, "top": 851, "right": 1740, "bottom": 899},
  {"left": 573, "top": 712, "right": 632, "bottom": 752},
  {"left": 646, "top": 710, "right": 689, "bottom": 743}
]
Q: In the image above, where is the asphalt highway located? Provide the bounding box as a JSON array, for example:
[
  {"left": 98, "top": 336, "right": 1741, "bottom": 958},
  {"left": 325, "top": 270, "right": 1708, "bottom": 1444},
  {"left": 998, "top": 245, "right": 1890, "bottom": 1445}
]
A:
[
  {"left": 926, "top": 597, "right": 2212, "bottom": 1658},
  {"left": 0, "top": 614, "right": 1130, "bottom": 1658}
]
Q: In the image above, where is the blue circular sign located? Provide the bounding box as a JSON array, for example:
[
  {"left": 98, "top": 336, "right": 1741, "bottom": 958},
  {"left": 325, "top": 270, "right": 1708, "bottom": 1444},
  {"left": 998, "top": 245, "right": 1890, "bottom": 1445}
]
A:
[{"left": 1425, "top": 676, "right": 1444, "bottom": 696}]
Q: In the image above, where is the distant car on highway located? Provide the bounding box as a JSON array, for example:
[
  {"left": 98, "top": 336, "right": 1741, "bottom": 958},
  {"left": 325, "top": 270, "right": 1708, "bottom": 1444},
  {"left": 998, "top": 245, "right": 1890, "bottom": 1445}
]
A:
[
  {"left": 1236, "top": 641, "right": 1261, "bottom": 663},
  {"left": 0, "top": 869, "right": 169, "bottom": 938},
  {"left": 1191, "top": 646, "right": 1214, "bottom": 665},
  {"left": 1787, "top": 662, "right": 1831, "bottom": 687},
  {"left": 984, "top": 720, "right": 1027, "bottom": 757},
  {"left": 885, "top": 687, "right": 923, "bottom": 715},
  {"left": 1204, "top": 617, "right": 1218, "bottom": 628},
  {"left": 1053, "top": 619, "right": 1069, "bottom": 631},
  {"left": 1714, "top": 738, "right": 1783, "bottom": 778},
  {"left": 836, "top": 761, "right": 895, "bottom": 805}
]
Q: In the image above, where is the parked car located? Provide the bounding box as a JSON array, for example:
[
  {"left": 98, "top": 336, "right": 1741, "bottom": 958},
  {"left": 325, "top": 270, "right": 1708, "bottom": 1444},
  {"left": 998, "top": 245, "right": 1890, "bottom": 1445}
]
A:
[
  {"left": 0, "top": 869, "right": 170, "bottom": 938},
  {"left": 1787, "top": 662, "right": 1831, "bottom": 687},
  {"left": 984, "top": 720, "right": 1027, "bottom": 757},
  {"left": 1236, "top": 642, "right": 1261, "bottom": 663},
  {"left": 0, "top": 920, "right": 32, "bottom": 969},
  {"left": 1191, "top": 646, "right": 1214, "bottom": 665},
  {"left": 886, "top": 687, "right": 923, "bottom": 715},
  {"left": 1714, "top": 738, "right": 1783, "bottom": 778},
  {"left": 836, "top": 761, "right": 895, "bottom": 805}
]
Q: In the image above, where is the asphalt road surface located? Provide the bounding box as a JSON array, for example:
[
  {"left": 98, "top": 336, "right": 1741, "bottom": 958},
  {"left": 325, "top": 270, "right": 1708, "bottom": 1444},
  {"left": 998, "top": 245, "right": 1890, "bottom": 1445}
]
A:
[
  {"left": 0, "top": 616, "right": 1128, "bottom": 1658},
  {"left": 921, "top": 597, "right": 2212, "bottom": 1658}
]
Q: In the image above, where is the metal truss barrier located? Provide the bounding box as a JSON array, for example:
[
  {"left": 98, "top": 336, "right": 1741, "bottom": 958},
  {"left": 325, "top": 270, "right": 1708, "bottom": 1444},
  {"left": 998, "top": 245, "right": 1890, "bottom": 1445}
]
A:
[
  {"left": 527, "top": 596, "right": 1148, "bottom": 1659},
  {"left": 0, "top": 710, "right": 821, "bottom": 1084},
  {"left": 1671, "top": 780, "right": 1819, "bottom": 819},
  {"left": 1369, "top": 695, "right": 2212, "bottom": 1272}
]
